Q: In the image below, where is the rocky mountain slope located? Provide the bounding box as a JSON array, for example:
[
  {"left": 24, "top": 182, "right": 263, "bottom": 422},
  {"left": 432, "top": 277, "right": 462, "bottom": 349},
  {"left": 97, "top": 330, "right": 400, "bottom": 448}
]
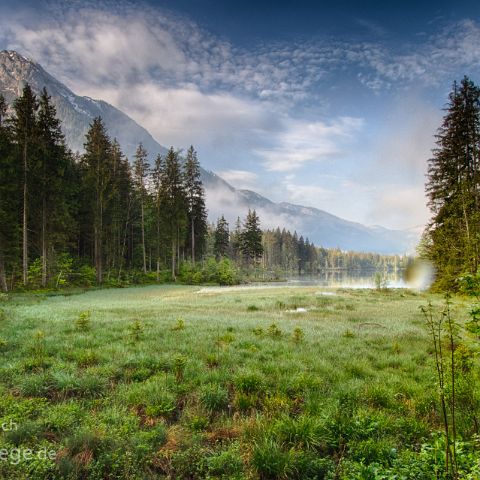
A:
[
  {"left": 0, "top": 50, "right": 166, "bottom": 158},
  {"left": 0, "top": 50, "right": 417, "bottom": 254}
]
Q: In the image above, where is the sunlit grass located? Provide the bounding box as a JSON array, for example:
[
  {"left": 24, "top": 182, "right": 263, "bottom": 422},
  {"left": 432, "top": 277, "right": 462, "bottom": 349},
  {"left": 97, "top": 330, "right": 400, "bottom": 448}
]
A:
[{"left": 0, "top": 285, "right": 475, "bottom": 479}]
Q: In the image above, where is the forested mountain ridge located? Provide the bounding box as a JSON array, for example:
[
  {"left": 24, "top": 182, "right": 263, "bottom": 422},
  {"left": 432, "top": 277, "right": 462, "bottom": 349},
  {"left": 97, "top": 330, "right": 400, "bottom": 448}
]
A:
[{"left": 0, "top": 50, "right": 417, "bottom": 254}]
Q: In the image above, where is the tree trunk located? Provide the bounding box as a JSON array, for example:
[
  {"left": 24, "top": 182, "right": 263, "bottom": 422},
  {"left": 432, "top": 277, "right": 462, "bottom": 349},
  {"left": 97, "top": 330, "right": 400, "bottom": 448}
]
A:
[
  {"left": 461, "top": 196, "right": 474, "bottom": 272},
  {"left": 141, "top": 199, "right": 147, "bottom": 274},
  {"left": 0, "top": 247, "right": 7, "bottom": 292},
  {"left": 22, "top": 138, "right": 28, "bottom": 286},
  {"left": 171, "top": 238, "right": 176, "bottom": 281},
  {"left": 118, "top": 202, "right": 130, "bottom": 283},
  {"left": 41, "top": 197, "right": 47, "bottom": 287},
  {"left": 191, "top": 219, "right": 195, "bottom": 264},
  {"left": 177, "top": 225, "right": 180, "bottom": 275},
  {"left": 156, "top": 212, "right": 160, "bottom": 282},
  {"left": 95, "top": 195, "right": 103, "bottom": 284}
]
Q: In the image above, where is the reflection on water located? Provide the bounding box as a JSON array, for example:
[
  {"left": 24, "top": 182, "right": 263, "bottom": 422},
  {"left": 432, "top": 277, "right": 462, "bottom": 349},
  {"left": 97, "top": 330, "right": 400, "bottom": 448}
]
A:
[{"left": 285, "top": 270, "right": 407, "bottom": 289}]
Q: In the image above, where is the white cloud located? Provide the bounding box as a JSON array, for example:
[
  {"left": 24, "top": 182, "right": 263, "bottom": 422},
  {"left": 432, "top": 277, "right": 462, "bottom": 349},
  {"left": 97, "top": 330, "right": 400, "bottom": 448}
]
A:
[
  {"left": 1, "top": 0, "right": 477, "bottom": 232},
  {"left": 0, "top": 0, "right": 332, "bottom": 105},
  {"left": 283, "top": 182, "right": 335, "bottom": 206},
  {"left": 256, "top": 117, "right": 363, "bottom": 172},
  {"left": 217, "top": 169, "right": 258, "bottom": 189},
  {"left": 81, "top": 83, "right": 279, "bottom": 158},
  {"left": 367, "top": 185, "right": 430, "bottom": 230},
  {"left": 204, "top": 182, "right": 303, "bottom": 232}
]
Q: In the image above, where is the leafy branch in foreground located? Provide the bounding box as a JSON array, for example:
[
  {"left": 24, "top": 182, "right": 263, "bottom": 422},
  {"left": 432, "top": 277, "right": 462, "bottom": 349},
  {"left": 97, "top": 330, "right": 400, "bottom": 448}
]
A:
[{"left": 420, "top": 294, "right": 480, "bottom": 479}]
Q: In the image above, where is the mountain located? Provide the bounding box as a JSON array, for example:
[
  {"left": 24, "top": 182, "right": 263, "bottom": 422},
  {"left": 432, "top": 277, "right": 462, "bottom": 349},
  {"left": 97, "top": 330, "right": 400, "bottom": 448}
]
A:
[
  {"left": 0, "top": 50, "right": 166, "bottom": 159},
  {"left": 205, "top": 182, "right": 418, "bottom": 253},
  {"left": 0, "top": 50, "right": 418, "bottom": 254}
]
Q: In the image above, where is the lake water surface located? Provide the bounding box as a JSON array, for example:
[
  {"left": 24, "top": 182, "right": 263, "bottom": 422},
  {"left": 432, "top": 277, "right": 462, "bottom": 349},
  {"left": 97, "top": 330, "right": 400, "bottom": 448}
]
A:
[{"left": 285, "top": 270, "right": 407, "bottom": 289}]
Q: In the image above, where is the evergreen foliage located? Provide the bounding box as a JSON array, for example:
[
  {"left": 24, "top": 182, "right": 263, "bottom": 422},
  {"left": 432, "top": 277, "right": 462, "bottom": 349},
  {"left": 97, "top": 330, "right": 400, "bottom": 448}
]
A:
[
  {"left": 184, "top": 146, "right": 208, "bottom": 264},
  {"left": 240, "top": 209, "right": 263, "bottom": 264},
  {"left": 11, "top": 84, "right": 39, "bottom": 286},
  {"left": 0, "top": 85, "right": 212, "bottom": 289},
  {"left": 0, "top": 84, "right": 403, "bottom": 290},
  {"left": 133, "top": 143, "right": 149, "bottom": 274},
  {"left": 0, "top": 94, "right": 18, "bottom": 291},
  {"left": 214, "top": 215, "right": 229, "bottom": 258},
  {"left": 425, "top": 76, "right": 480, "bottom": 289},
  {"left": 80, "top": 117, "right": 112, "bottom": 284},
  {"left": 158, "top": 147, "right": 187, "bottom": 280}
]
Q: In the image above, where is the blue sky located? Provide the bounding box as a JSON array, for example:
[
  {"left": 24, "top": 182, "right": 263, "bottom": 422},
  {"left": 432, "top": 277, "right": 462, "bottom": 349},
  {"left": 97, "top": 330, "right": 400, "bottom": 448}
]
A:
[{"left": 2, "top": 0, "right": 480, "bottom": 230}]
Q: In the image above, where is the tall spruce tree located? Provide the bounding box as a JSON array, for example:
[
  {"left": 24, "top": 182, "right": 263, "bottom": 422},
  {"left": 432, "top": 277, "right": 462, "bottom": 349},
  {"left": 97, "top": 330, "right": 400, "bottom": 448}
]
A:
[
  {"left": 230, "top": 216, "right": 242, "bottom": 261},
  {"left": 37, "top": 88, "right": 72, "bottom": 286},
  {"left": 81, "top": 117, "right": 112, "bottom": 284},
  {"left": 183, "top": 146, "right": 207, "bottom": 264},
  {"left": 152, "top": 153, "right": 166, "bottom": 279},
  {"left": 214, "top": 215, "right": 230, "bottom": 258},
  {"left": 425, "top": 76, "right": 480, "bottom": 288},
  {"left": 11, "top": 84, "right": 38, "bottom": 286},
  {"left": 0, "top": 94, "right": 18, "bottom": 291},
  {"left": 159, "top": 148, "right": 186, "bottom": 280},
  {"left": 133, "top": 143, "right": 149, "bottom": 273},
  {"left": 107, "top": 139, "right": 132, "bottom": 277},
  {"left": 240, "top": 209, "right": 263, "bottom": 264}
]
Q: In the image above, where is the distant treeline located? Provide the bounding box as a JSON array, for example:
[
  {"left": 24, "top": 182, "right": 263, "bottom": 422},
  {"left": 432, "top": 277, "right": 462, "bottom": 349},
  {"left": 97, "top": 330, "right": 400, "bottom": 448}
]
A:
[
  {"left": 0, "top": 84, "right": 404, "bottom": 291},
  {"left": 211, "top": 220, "right": 409, "bottom": 275}
]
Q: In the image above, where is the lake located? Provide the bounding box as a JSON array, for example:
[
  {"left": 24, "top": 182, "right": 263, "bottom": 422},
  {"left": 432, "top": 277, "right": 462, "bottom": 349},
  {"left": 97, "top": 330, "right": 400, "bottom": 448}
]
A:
[{"left": 284, "top": 270, "right": 407, "bottom": 289}]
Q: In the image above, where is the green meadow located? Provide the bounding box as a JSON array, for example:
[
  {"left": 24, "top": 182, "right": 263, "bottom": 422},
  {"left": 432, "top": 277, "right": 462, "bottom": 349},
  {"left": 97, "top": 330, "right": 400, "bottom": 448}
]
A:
[{"left": 0, "top": 285, "right": 478, "bottom": 479}]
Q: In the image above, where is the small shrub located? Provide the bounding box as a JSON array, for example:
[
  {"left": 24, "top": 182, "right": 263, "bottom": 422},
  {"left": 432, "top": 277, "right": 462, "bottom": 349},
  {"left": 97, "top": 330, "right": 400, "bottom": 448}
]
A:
[
  {"left": 128, "top": 319, "right": 144, "bottom": 342},
  {"left": 76, "top": 350, "right": 100, "bottom": 368},
  {"left": 172, "top": 318, "right": 185, "bottom": 331},
  {"left": 188, "top": 415, "right": 209, "bottom": 431},
  {"left": 217, "top": 333, "right": 235, "bottom": 345},
  {"left": 263, "top": 393, "right": 292, "bottom": 415},
  {"left": 292, "top": 327, "right": 304, "bottom": 343},
  {"left": 267, "top": 323, "right": 282, "bottom": 337},
  {"left": 145, "top": 398, "right": 176, "bottom": 417},
  {"left": 75, "top": 265, "right": 96, "bottom": 286},
  {"left": 75, "top": 311, "right": 91, "bottom": 331},
  {"left": 253, "top": 327, "right": 264, "bottom": 336},
  {"left": 173, "top": 355, "right": 187, "bottom": 383},
  {"left": 234, "top": 392, "right": 259, "bottom": 412},
  {"left": 205, "top": 354, "right": 219, "bottom": 368},
  {"left": 247, "top": 304, "right": 259, "bottom": 311},
  {"left": 343, "top": 329, "right": 355, "bottom": 338}
]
